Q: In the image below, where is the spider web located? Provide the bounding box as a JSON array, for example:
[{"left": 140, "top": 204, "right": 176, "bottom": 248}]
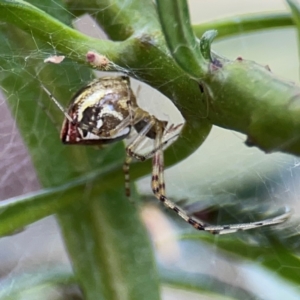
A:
[{"left": 0, "top": 1, "right": 300, "bottom": 300}]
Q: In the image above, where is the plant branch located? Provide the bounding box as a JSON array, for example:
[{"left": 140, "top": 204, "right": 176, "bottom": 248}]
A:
[
  {"left": 193, "top": 12, "right": 293, "bottom": 39},
  {"left": 0, "top": 161, "right": 122, "bottom": 237},
  {"left": 203, "top": 56, "right": 300, "bottom": 154},
  {"left": 0, "top": 0, "right": 122, "bottom": 64},
  {"left": 287, "top": 0, "right": 300, "bottom": 59}
]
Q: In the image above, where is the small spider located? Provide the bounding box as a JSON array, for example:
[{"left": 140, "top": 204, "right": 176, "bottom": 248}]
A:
[{"left": 42, "top": 76, "right": 290, "bottom": 234}]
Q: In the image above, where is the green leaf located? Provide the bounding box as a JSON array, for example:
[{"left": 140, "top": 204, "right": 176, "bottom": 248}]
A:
[
  {"left": 199, "top": 30, "right": 218, "bottom": 61},
  {"left": 160, "top": 267, "right": 263, "bottom": 300},
  {"left": 287, "top": 0, "right": 300, "bottom": 27},
  {"left": 0, "top": 184, "right": 83, "bottom": 237},
  {"left": 180, "top": 227, "right": 300, "bottom": 286},
  {"left": 286, "top": 0, "right": 300, "bottom": 59},
  {"left": 155, "top": 0, "right": 207, "bottom": 78},
  {"left": 0, "top": 267, "right": 75, "bottom": 300},
  {"left": 0, "top": 161, "right": 121, "bottom": 237}
]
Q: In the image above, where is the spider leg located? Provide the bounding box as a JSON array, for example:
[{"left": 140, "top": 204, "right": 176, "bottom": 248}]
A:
[
  {"left": 127, "top": 122, "right": 182, "bottom": 161},
  {"left": 124, "top": 118, "right": 156, "bottom": 196},
  {"left": 150, "top": 128, "right": 291, "bottom": 234},
  {"left": 156, "top": 126, "right": 165, "bottom": 195},
  {"left": 123, "top": 122, "right": 177, "bottom": 197},
  {"left": 126, "top": 118, "right": 156, "bottom": 160},
  {"left": 123, "top": 156, "right": 133, "bottom": 197},
  {"left": 164, "top": 123, "right": 184, "bottom": 136},
  {"left": 37, "top": 97, "right": 61, "bottom": 133},
  {"left": 41, "top": 85, "right": 73, "bottom": 123},
  {"left": 197, "top": 209, "right": 291, "bottom": 234},
  {"left": 151, "top": 127, "right": 198, "bottom": 225},
  {"left": 139, "top": 132, "right": 179, "bottom": 161}
]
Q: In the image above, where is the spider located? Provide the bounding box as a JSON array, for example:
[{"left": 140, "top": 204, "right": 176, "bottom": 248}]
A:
[{"left": 42, "top": 75, "right": 291, "bottom": 234}]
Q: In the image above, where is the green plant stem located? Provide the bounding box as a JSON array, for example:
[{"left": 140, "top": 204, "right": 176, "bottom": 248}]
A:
[
  {"left": 0, "top": 183, "right": 83, "bottom": 237},
  {"left": 67, "top": 2, "right": 294, "bottom": 41},
  {"left": 154, "top": 0, "right": 300, "bottom": 155},
  {"left": 287, "top": 0, "right": 300, "bottom": 25},
  {"left": 203, "top": 57, "right": 300, "bottom": 154},
  {"left": 286, "top": 0, "right": 300, "bottom": 60},
  {"left": 0, "top": 0, "right": 121, "bottom": 64},
  {"left": 193, "top": 12, "right": 294, "bottom": 39}
]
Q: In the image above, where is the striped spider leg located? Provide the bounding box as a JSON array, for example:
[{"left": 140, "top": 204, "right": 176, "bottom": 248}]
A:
[
  {"left": 134, "top": 121, "right": 291, "bottom": 234},
  {"left": 42, "top": 76, "right": 291, "bottom": 234}
]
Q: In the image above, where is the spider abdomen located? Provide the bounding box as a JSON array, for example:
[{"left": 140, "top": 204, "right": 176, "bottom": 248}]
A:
[{"left": 61, "top": 77, "right": 132, "bottom": 144}]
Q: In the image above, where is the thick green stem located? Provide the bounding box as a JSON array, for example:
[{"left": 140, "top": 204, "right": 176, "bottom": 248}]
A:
[
  {"left": 203, "top": 57, "right": 300, "bottom": 154},
  {"left": 0, "top": 0, "right": 121, "bottom": 64}
]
